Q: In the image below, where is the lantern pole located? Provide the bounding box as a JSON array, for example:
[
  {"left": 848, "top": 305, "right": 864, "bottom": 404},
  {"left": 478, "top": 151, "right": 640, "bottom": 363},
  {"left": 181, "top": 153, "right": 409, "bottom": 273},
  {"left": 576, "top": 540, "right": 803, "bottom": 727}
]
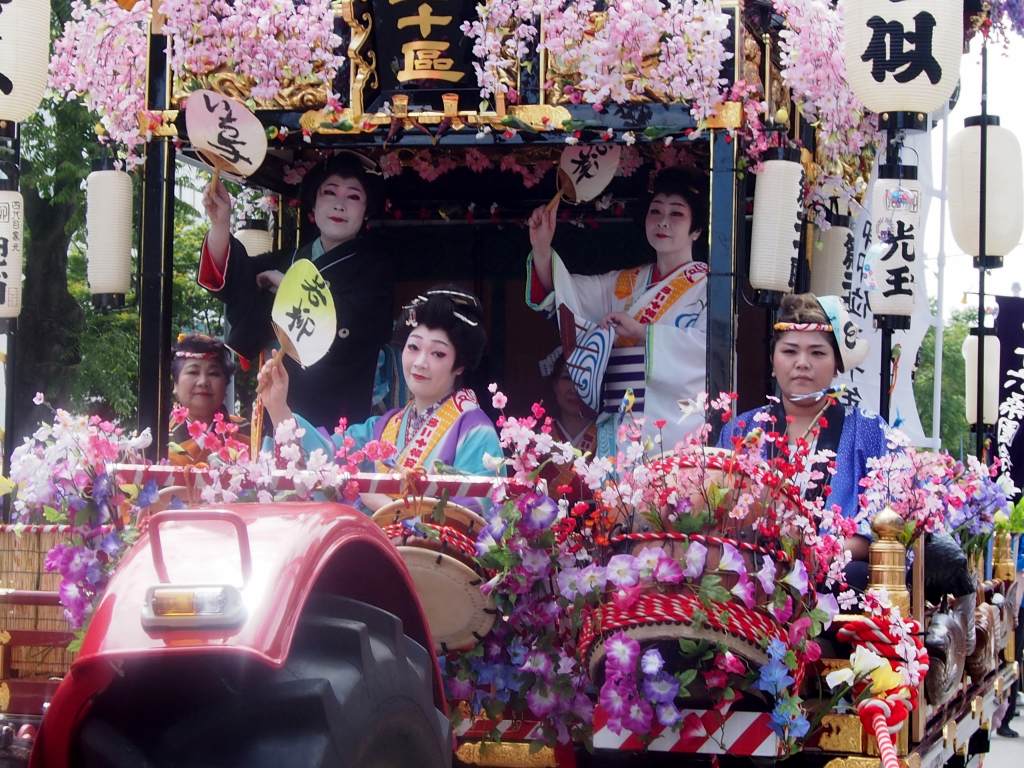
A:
[
  {"left": 137, "top": 8, "right": 176, "bottom": 460},
  {"left": 974, "top": 38, "right": 989, "bottom": 460},
  {"left": 0, "top": 122, "right": 16, "bottom": 523}
]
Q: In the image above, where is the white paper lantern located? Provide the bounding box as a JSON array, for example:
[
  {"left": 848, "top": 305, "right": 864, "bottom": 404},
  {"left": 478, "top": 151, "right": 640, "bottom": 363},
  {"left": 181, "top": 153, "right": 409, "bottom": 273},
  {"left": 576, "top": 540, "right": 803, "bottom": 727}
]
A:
[
  {"left": 235, "top": 220, "right": 273, "bottom": 258},
  {"left": 810, "top": 221, "right": 854, "bottom": 302},
  {"left": 962, "top": 334, "right": 1000, "bottom": 425},
  {"left": 844, "top": 0, "right": 963, "bottom": 117},
  {"left": 86, "top": 169, "right": 133, "bottom": 298},
  {"left": 750, "top": 153, "right": 803, "bottom": 296},
  {"left": 0, "top": 190, "right": 24, "bottom": 319},
  {"left": 948, "top": 117, "right": 1024, "bottom": 264},
  {"left": 868, "top": 173, "right": 920, "bottom": 318},
  {"left": 0, "top": 0, "right": 51, "bottom": 122}
]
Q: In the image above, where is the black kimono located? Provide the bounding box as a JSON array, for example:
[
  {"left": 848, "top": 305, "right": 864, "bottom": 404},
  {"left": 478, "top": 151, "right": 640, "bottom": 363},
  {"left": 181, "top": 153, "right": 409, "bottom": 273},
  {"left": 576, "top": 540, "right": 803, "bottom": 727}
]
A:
[{"left": 198, "top": 234, "right": 393, "bottom": 430}]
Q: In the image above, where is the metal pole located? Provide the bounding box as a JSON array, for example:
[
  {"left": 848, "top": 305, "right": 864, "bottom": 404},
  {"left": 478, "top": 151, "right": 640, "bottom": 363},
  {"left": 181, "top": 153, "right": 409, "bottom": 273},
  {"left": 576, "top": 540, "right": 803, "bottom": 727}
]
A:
[
  {"left": 879, "top": 325, "right": 892, "bottom": 422},
  {"left": 1, "top": 123, "right": 19, "bottom": 523},
  {"left": 933, "top": 104, "right": 949, "bottom": 450},
  {"left": 137, "top": 23, "right": 176, "bottom": 459},
  {"left": 976, "top": 41, "right": 989, "bottom": 460}
]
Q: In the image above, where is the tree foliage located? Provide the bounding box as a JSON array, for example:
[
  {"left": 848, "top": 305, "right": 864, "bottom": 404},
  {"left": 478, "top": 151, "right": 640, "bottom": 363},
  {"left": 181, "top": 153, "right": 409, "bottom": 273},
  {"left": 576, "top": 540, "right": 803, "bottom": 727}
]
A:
[{"left": 914, "top": 306, "right": 976, "bottom": 457}]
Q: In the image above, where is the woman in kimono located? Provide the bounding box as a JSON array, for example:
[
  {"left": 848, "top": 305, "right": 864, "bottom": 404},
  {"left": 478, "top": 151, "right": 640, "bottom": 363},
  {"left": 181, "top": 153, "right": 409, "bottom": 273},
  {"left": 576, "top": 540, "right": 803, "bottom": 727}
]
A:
[
  {"left": 526, "top": 168, "right": 708, "bottom": 455},
  {"left": 199, "top": 153, "right": 393, "bottom": 430},
  {"left": 717, "top": 293, "right": 887, "bottom": 587},
  {"left": 168, "top": 333, "right": 248, "bottom": 465},
  {"left": 258, "top": 288, "right": 502, "bottom": 510}
]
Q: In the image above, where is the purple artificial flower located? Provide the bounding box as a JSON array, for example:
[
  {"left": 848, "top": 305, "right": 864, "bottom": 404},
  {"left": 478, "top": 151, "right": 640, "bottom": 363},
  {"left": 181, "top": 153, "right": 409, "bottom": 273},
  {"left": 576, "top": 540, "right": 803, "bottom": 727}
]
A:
[
  {"left": 770, "top": 595, "right": 794, "bottom": 623},
  {"left": 815, "top": 591, "right": 840, "bottom": 629},
  {"left": 755, "top": 557, "right": 777, "bottom": 594},
  {"left": 604, "top": 632, "right": 641, "bottom": 675},
  {"left": 622, "top": 698, "right": 654, "bottom": 733},
  {"left": 641, "top": 648, "right": 665, "bottom": 676},
  {"left": 606, "top": 554, "right": 640, "bottom": 588},
  {"left": 718, "top": 542, "right": 746, "bottom": 576},
  {"left": 634, "top": 546, "right": 663, "bottom": 577},
  {"left": 654, "top": 554, "right": 684, "bottom": 584},
  {"left": 557, "top": 568, "right": 581, "bottom": 600},
  {"left": 520, "top": 547, "right": 552, "bottom": 577},
  {"left": 520, "top": 651, "right": 554, "bottom": 679},
  {"left": 642, "top": 672, "right": 680, "bottom": 704},
  {"left": 782, "top": 559, "right": 809, "bottom": 596},
  {"left": 578, "top": 563, "right": 608, "bottom": 593},
  {"left": 684, "top": 541, "right": 708, "bottom": 579},
  {"left": 599, "top": 674, "right": 632, "bottom": 720},
  {"left": 731, "top": 574, "right": 756, "bottom": 609},
  {"left": 518, "top": 493, "right": 559, "bottom": 533},
  {"left": 657, "top": 702, "right": 683, "bottom": 728},
  {"left": 446, "top": 675, "right": 475, "bottom": 700},
  {"left": 526, "top": 686, "right": 558, "bottom": 718}
]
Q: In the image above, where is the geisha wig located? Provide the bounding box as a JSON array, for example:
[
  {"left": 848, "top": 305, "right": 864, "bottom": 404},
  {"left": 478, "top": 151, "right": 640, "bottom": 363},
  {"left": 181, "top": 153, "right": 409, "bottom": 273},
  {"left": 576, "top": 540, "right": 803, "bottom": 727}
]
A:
[
  {"left": 395, "top": 287, "right": 487, "bottom": 372},
  {"left": 171, "top": 333, "right": 236, "bottom": 381},
  {"left": 301, "top": 151, "right": 384, "bottom": 218}
]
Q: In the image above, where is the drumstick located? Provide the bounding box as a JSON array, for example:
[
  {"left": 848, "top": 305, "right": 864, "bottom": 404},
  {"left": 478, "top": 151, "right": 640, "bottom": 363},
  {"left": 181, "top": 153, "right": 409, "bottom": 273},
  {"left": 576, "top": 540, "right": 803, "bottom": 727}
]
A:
[{"left": 255, "top": 348, "right": 285, "bottom": 396}]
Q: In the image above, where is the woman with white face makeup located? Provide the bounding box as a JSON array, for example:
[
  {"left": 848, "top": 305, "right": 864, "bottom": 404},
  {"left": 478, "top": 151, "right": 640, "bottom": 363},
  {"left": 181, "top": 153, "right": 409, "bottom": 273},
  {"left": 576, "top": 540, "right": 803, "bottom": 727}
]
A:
[
  {"left": 198, "top": 152, "right": 393, "bottom": 430},
  {"left": 258, "top": 287, "right": 502, "bottom": 511},
  {"left": 525, "top": 167, "right": 710, "bottom": 456}
]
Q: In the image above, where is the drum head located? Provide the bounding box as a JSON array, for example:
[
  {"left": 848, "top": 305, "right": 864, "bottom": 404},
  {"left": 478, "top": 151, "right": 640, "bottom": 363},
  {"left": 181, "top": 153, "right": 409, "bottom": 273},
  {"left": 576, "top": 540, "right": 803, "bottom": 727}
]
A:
[
  {"left": 373, "top": 497, "right": 486, "bottom": 536},
  {"left": 398, "top": 547, "right": 495, "bottom": 652}
]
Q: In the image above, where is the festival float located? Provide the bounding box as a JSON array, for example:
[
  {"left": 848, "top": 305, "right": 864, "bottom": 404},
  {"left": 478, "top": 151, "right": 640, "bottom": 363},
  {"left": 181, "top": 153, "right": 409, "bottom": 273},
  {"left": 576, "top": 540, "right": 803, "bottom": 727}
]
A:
[{"left": 0, "top": 0, "right": 1022, "bottom": 767}]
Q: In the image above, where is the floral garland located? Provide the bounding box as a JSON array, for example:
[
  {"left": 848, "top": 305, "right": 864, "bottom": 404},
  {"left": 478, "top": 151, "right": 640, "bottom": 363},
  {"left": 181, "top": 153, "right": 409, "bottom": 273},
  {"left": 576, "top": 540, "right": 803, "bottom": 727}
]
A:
[
  {"left": 161, "top": 0, "right": 343, "bottom": 102},
  {"left": 49, "top": 0, "right": 152, "bottom": 168},
  {"left": 771, "top": 0, "right": 880, "bottom": 220},
  {"left": 461, "top": 0, "right": 731, "bottom": 122},
  {"left": 8, "top": 398, "right": 152, "bottom": 628}
]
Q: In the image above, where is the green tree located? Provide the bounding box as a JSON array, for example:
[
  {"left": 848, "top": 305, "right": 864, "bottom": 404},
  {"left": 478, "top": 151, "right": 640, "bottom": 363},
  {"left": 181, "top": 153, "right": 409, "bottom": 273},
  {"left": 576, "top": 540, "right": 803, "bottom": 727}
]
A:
[{"left": 914, "top": 306, "right": 975, "bottom": 456}]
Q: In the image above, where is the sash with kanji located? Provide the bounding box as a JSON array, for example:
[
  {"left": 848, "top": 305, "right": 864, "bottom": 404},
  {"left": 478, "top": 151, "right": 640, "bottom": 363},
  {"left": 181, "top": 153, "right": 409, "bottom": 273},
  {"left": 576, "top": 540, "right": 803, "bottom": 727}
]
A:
[{"left": 378, "top": 389, "right": 478, "bottom": 472}]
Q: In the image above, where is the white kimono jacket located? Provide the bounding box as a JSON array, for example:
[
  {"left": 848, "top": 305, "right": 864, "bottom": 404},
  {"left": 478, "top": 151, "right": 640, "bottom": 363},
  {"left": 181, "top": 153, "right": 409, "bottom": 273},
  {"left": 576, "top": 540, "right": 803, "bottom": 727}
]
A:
[{"left": 527, "top": 251, "right": 708, "bottom": 454}]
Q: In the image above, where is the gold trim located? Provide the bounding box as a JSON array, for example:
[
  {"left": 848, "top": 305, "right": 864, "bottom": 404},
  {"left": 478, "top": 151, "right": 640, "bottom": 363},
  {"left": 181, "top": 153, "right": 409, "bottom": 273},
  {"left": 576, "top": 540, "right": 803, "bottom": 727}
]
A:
[
  {"left": 506, "top": 105, "right": 571, "bottom": 131},
  {"left": 299, "top": 108, "right": 364, "bottom": 136},
  {"left": 817, "top": 714, "right": 863, "bottom": 753},
  {"left": 340, "top": 0, "right": 378, "bottom": 119},
  {"left": 824, "top": 757, "right": 885, "bottom": 768},
  {"left": 455, "top": 741, "right": 558, "bottom": 767},
  {"left": 705, "top": 101, "right": 743, "bottom": 130},
  {"left": 0, "top": 681, "right": 8, "bottom": 712},
  {"left": 173, "top": 70, "right": 329, "bottom": 111},
  {"left": 140, "top": 110, "right": 179, "bottom": 137}
]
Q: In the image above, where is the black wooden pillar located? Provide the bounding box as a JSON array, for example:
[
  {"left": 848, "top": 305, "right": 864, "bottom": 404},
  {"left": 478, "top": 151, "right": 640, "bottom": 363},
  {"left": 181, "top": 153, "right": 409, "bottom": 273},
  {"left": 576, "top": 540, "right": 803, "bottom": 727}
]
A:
[
  {"left": 137, "top": 27, "right": 176, "bottom": 459},
  {"left": 707, "top": 130, "right": 737, "bottom": 404}
]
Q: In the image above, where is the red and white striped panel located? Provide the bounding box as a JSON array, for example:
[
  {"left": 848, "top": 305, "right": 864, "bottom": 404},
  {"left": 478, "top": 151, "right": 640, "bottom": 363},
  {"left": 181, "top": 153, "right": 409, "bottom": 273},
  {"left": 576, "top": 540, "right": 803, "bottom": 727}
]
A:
[
  {"left": 455, "top": 717, "right": 544, "bottom": 741},
  {"left": 592, "top": 705, "right": 779, "bottom": 756},
  {"left": 110, "top": 464, "right": 509, "bottom": 500}
]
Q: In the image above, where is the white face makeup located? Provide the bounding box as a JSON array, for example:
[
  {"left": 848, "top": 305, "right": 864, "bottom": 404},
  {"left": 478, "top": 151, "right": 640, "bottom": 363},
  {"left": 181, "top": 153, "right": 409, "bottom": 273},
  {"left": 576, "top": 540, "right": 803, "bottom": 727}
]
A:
[
  {"left": 402, "top": 326, "right": 463, "bottom": 409},
  {"left": 312, "top": 174, "right": 367, "bottom": 248},
  {"left": 644, "top": 193, "right": 700, "bottom": 258}
]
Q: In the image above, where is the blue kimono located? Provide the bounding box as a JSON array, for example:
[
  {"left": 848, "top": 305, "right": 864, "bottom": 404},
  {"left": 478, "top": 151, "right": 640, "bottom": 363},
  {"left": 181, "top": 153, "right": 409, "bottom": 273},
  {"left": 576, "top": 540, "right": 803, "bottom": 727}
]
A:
[
  {"left": 717, "top": 402, "right": 890, "bottom": 529},
  {"left": 292, "top": 389, "right": 502, "bottom": 512}
]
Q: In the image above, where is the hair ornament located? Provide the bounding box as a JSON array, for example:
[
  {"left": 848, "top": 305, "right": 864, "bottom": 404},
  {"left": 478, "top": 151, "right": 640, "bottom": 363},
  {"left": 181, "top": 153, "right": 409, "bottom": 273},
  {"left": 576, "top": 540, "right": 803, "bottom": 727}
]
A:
[{"left": 773, "top": 322, "right": 833, "bottom": 333}]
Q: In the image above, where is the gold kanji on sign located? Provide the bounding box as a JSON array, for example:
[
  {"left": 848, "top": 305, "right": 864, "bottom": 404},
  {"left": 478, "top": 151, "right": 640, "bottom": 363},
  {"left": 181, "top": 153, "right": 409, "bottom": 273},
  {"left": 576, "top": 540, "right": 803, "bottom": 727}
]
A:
[{"left": 397, "top": 40, "right": 465, "bottom": 83}]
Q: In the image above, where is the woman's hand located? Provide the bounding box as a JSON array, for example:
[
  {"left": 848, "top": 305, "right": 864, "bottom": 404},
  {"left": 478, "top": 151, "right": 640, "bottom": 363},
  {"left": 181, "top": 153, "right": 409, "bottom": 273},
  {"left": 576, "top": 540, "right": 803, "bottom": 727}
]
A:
[
  {"left": 527, "top": 201, "right": 558, "bottom": 260},
  {"left": 601, "top": 311, "right": 645, "bottom": 340},
  {"left": 256, "top": 269, "right": 284, "bottom": 292},
  {"left": 257, "top": 352, "right": 292, "bottom": 427},
  {"left": 202, "top": 176, "right": 232, "bottom": 267}
]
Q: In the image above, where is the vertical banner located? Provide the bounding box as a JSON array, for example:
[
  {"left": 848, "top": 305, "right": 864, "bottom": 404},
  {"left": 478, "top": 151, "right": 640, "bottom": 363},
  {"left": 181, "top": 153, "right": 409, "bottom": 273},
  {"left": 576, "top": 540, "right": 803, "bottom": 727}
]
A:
[
  {"left": 996, "top": 296, "right": 1024, "bottom": 493},
  {"left": 837, "top": 134, "right": 931, "bottom": 444}
]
